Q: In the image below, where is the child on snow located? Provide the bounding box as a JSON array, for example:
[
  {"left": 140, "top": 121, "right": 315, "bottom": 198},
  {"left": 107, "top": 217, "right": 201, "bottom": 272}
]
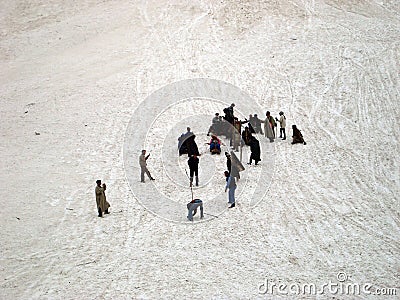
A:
[{"left": 208, "top": 135, "right": 221, "bottom": 154}]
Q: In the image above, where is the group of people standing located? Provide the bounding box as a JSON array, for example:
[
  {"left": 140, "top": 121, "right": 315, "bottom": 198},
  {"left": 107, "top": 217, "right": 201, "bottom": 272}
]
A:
[
  {"left": 184, "top": 103, "right": 308, "bottom": 220},
  {"left": 94, "top": 103, "right": 306, "bottom": 219}
]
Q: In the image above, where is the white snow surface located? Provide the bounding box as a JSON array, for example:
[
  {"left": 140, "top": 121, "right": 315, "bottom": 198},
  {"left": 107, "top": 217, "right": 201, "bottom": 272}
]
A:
[{"left": 1, "top": 0, "right": 399, "bottom": 299}]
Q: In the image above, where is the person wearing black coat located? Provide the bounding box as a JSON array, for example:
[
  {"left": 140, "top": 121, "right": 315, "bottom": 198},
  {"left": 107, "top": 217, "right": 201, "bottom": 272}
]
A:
[
  {"left": 291, "top": 125, "right": 306, "bottom": 145},
  {"left": 248, "top": 115, "right": 256, "bottom": 134},
  {"left": 242, "top": 126, "right": 252, "bottom": 146},
  {"left": 223, "top": 103, "right": 235, "bottom": 124},
  {"left": 225, "top": 152, "right": 232, "bottom": 174},
  {"left": 188, "top": 154, "right": 199, "bottom": 186},
  {"left": 248, "top": 122, "right": 256, "bottom": 134},
  {"left": 178, "top": 127, "right": 193, "bottom": 156},
  {"left": 186, "top": 134, "right": 200, "bottom": 157},
  {"left": 248, "top": 136, "right": 261, "bottom": 165}
]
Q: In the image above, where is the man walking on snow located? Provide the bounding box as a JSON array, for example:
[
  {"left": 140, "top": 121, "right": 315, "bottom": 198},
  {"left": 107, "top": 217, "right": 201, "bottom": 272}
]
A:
[{"left": 139, "top": 150, "right": 155, "bottom": 182}]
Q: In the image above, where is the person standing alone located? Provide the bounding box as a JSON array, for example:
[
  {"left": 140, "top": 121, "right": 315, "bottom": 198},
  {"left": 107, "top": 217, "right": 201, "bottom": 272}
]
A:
[
  {"left": 95, "top": 180, "right": 110, "bottom": 217},
  {"left": 139, "top": 150, "right": 155, "bottom": 183}
]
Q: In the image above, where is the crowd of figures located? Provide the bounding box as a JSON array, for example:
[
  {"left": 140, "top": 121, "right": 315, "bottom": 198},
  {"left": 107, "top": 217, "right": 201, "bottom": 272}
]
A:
[
  {"left": 178, "top": 103, "right": 307, "bottom": 221},
  {"left": 94, "top": 103, "right": 306, "bottom": 220}
]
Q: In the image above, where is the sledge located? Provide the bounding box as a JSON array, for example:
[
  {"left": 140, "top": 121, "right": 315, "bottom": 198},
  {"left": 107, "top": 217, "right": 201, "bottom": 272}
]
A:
[{"left": 210, "top": 148, "right": 221, "bottom": 155}]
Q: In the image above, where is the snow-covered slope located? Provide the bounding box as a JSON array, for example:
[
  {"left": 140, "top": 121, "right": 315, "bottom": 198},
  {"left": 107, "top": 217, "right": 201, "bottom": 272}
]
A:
[{"left": 1, "top": 0, "right": 399, "bottom": 299}]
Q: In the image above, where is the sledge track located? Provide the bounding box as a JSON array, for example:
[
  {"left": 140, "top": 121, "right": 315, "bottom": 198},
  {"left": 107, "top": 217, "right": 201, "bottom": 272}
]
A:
[{"left": 293, "top": 6, "right": 400, "bottom": 281}]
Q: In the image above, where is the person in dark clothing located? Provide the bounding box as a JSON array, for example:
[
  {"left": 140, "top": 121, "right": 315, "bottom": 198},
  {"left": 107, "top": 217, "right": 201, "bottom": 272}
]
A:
[
  {"left": 178, "top": 136, "right": 188, "bottom": 156},
  {"left": 223, "top": 103, "right": 235, "bottom": 124},
  {"left": 225, "top": 152, "right": 232, "bottom": 174},
  {"left": 248, "top": 122, "right": 256, "bottom": 134},
  {"left": 188, "top": 154, "right": 199, "bottom": 186},
  {"left": 291, "top": 125, "right": 306, "bottom": 145},
  {"left": 186, "top": 134, "right": 200, "bottom": 157},
  {"left": 178, "top": 127, "right": 193, "bottom": 156},
  {"left": 248, "top": 136, "right": 261, "bottom": 165},
  {"left": 248, "top": 115, "right": 256, "bottom": 134},
  {"left": 242, "top": 126, "right": 252, "bottom": 146}
]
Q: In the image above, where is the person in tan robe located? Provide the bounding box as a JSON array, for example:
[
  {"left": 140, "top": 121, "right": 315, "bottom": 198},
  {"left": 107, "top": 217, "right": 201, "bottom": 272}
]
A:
[
  {"left": 261, "top": 111, "right": 276, "bottom": 143},
  {"left": 95, "top": 180, "right": 110, "bottom": 217}
]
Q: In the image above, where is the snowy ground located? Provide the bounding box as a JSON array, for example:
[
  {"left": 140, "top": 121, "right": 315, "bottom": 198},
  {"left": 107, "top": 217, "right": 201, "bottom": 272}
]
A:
[{"left": 1, "top": 0, "right": 399, "bottom": 299}]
